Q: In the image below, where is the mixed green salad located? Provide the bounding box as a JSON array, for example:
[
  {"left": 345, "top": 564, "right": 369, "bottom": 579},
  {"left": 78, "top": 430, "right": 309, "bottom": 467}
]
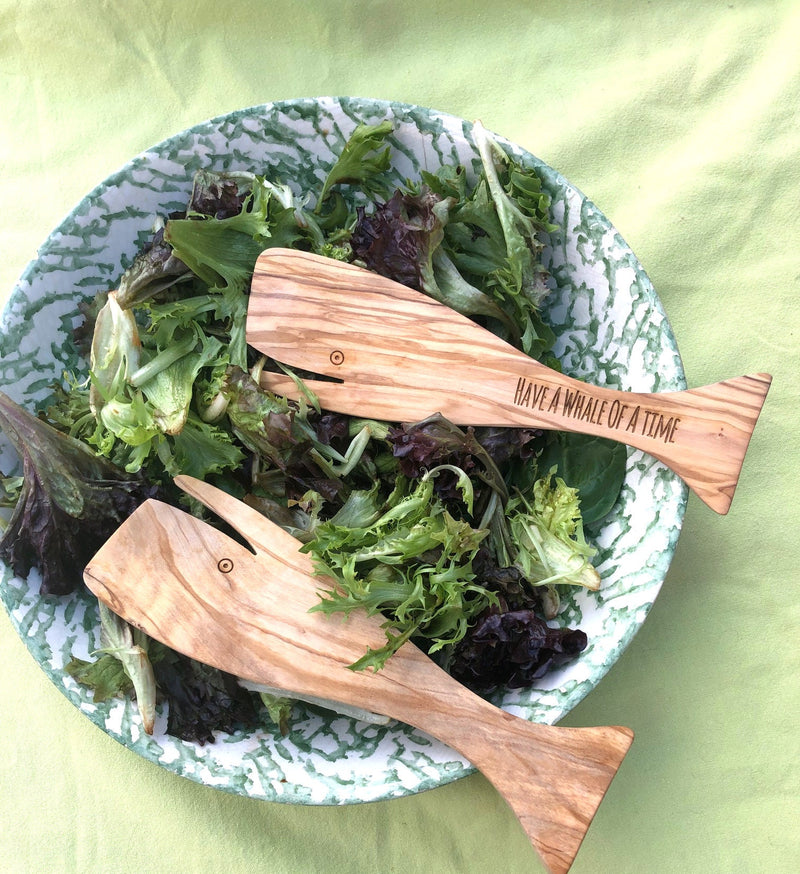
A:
[{"left": 0, "top": 121, "right": 625, "bottom": 742}]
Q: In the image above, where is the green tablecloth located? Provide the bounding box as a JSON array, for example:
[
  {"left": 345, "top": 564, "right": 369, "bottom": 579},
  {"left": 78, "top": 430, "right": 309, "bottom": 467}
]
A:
[{"left": 2, "top": 3, "right": 798, "bottom": 872}]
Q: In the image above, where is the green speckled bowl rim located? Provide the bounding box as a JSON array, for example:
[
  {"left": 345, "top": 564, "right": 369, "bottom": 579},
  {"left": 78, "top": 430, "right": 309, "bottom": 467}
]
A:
[{"left": 0, "top": 96, "right": 687, "bottom": 806}]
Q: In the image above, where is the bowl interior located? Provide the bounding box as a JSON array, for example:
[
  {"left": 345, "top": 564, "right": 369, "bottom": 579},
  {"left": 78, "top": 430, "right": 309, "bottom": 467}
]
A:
[{"left": 0, "top": 96, "right": 687, "bottom": 804}]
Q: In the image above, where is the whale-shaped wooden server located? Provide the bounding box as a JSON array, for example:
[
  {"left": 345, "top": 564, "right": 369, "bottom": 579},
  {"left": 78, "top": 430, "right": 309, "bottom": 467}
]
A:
[
  {"left": 83, "top": 475, "right": 633, "bottom": 874},
  {"left": 249, "top": 248, "right": 771, "bottom": 514}
]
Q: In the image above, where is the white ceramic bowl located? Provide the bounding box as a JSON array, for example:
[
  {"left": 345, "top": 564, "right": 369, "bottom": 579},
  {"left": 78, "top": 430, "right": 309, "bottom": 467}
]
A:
[{"left": 0, "top": 97, "right": 686, "bottom": 804}]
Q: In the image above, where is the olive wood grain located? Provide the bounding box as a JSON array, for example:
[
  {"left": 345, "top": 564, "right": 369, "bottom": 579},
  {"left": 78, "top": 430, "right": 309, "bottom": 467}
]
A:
[
  {"left": 84, "top": 475, "right": 633, "bottom": 874},
  {"left": 247, "top": 248, "right": 771, "bottom": 514}
]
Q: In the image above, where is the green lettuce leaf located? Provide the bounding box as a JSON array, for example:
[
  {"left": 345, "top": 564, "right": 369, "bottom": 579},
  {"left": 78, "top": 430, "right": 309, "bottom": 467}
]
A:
[
  {"left": 506, "top": 468, "right": 600, "bottom": 596},
  {"left": 164, "top": 175, "right": 303, "bottom": 370},
  {"left": 317, "top": 120, "right": 394, "bottom": 206},
  {"left": 88, "top": 291, "right": 141, "bottom": 417},
  {"left": 116, "top": 223, "right": 191, "bottom": 308},
  {"left": 164, "top": 414, "right": 246, "bottom": 480},
  {"left": 136, "top": 331, "right": 226, "bottom": 435},
  {"left": 305, "top": 469, "right": 495, "bottom": 671},
  {"left": 65, "top": 653, "right": 134, "bottom": 701},
  {"left": 350, "top": 188, "right": 518, "bottom": 337},
  {"left": 536, "top": 432, "right": 628, "bottom": 525},
  {"left": 94, "top": 602, "right": 158, "bottom": 734}
]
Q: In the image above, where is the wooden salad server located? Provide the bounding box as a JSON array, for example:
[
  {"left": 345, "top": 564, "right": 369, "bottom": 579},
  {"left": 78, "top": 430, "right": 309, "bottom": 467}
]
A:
[
  {"left": 247, "top": 248, "right": 771, "bottom": 514},
  {"left": 84, "top": 474, "right": 633, "bottom": 874}
]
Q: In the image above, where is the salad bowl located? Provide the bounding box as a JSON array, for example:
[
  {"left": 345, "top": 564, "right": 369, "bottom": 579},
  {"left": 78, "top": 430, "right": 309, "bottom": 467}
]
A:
[{"left": 0, "top": 96, "right": 687, "bottom": 805}]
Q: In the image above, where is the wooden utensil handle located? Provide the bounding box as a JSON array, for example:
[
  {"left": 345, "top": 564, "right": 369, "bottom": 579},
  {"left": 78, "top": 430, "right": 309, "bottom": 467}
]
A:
[
  {"left": 435, "top": 715, "right": 633, "bottom": 874},
  {"left": 85, "top": 477, "right": 633, "bottom": 874},
  {"left": 249, "top": 249, "right": 771, "bottom": 514},
  {"left": 473, "top": 721, "right": 633, "bottom": 874},
  {"left": 463, "top": 365, "right": 772, "bottom": 516},
  {"left": 364, "top": 646, "right": 633, "bottom": 874}
]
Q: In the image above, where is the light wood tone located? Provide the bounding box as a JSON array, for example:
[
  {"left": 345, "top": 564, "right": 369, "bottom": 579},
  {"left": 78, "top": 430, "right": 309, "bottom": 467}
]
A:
[
  {"left": 84, "top": 475, "right": 633, "bottom": 874},
  {"left": 248, "top": 248, "right": 771, "bottom": 514}
]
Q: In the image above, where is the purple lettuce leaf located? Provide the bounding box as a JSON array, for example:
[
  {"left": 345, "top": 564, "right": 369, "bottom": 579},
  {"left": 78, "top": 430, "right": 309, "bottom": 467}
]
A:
[{"left": 0, "top": 391, "right": 159, "bottom": 595}]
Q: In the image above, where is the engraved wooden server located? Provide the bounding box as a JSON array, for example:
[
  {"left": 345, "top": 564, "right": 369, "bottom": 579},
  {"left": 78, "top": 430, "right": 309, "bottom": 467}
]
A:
[
  {"left": 249, "top": 249, "right": 771, "bottom": 514},
  {"left": 84, "top": 475, "right": 633, "bottom": 874}
]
